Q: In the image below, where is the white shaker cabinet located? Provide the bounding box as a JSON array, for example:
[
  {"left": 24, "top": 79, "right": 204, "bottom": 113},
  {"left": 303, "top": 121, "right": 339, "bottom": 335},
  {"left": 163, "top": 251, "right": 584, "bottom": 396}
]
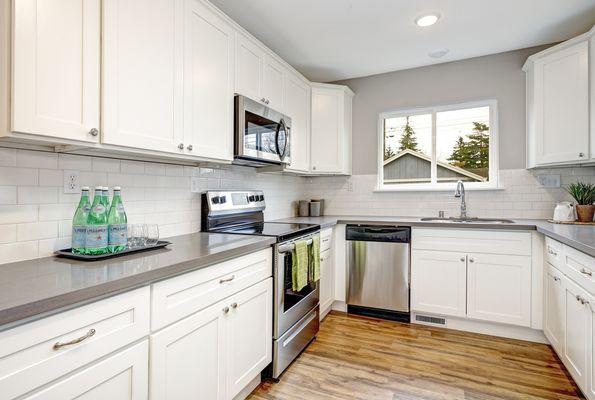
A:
[
  {"left": 23, "top": 341, "right": 149, "bottom": 400},
  {"left": 544, "top": 264, "right": 565, "bottom": 353},
  {"left": 310, "top": 83, "right": 353, "bottom": 175},
  {"left": 284, "top": 73, "right": 311, "bottom": 173},
  {"left": 102, "top": 0, "right": 184, "bottom": 154},
  {"left": 411, "top": 250, "right": 467, "bottom": 318},
  {"left": 183, "top": 0, "right": 235, "bottom": 161},
  {"left": 524, "top": 29, "right": 592, "bottom": 167},
  {"left": 563, "top": 276, "right": 590, "bottom": 390},
  {"left": 466, "top": 253, "right": 531, "bottom": 327},
  {"left": 10, "top": 0, "right": 100, "bottom": 142},
  {"left": 262, "top": 56, "right": 285, "bottom": 112}
]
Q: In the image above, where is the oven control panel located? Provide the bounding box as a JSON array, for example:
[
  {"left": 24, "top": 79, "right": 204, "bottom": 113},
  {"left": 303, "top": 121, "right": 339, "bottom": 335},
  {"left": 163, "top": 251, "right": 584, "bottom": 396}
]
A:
[{"left": 203, "top": 190, "right": 266, "bottom": 213}]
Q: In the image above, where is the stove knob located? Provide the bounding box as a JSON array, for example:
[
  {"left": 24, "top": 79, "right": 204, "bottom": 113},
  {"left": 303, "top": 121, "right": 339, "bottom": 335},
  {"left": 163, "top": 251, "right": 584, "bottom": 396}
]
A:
[
  {"left": 248, "top": 195, "right": 256, "bottom": 202},
  {"left": 219, "top": 196, "right": 227, "bottom": 204},
  {"left": 212, "top": 196, "right": 220, "bottom": 204},
  {"left": 259, "top": 195, "right": 265, "bottom": 202}
]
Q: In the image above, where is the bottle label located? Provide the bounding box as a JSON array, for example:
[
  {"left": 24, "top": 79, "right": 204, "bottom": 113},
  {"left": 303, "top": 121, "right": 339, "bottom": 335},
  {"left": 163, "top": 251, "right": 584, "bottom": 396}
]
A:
[
  {"left": 85, "top": 226, "right": 108, "bottom": 249},
  {"left": 116, "top": 203, "right": 125, "bottom": 213},
  {"left": 71, "top": 226, "right": 87, "bottom": 249},
  {"left": 83, "top": 204, "right": 91, "bottom": 213},
  {"left": 92, "top": 204, "right": 106, "bottom": 214},
  {"left": 109, "top": 224, "right": 128, "bottom": 247}
]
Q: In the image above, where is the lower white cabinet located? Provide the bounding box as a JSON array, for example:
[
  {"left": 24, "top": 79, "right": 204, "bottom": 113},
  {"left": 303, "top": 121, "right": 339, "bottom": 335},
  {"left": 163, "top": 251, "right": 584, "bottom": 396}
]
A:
[
  {"left": 150, "top": 277, "right": 272, "bottom": 400},
  {"left": 562, "top": 276, "right": 590, "bottom": 390},
  {"left": 23, "top": 341, "right": 148, "bottom": 400},
  {"left": 411, "top": 250, "right": 467, "bottom": 318},
  {"left": 466, "top": 253, "right": 531, "bottom": 327},
  {"left": 319, "top": 249, "right": 333, "bottom": 319},
  {"left": 544, "top": 264, "right": 565, "bottom": 353}
]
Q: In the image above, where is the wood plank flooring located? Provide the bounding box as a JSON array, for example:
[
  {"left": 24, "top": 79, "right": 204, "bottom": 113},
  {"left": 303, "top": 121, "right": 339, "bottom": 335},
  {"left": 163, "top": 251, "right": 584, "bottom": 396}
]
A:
[{"left": 249, "top": 312, "right": 584, "bottom": 400}]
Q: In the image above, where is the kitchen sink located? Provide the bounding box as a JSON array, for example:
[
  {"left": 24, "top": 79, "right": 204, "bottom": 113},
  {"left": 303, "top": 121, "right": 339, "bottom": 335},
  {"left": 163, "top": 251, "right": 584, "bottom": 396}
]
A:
[{"left": 419, "top": 217, "right": 515, "bottom": 224}]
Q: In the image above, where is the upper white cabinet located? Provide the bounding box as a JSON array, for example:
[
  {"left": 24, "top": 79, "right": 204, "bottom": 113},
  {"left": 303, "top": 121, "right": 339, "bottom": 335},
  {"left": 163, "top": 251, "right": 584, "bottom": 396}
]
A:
[
  {"left": 525, "top": 27, "right": 593, "bottom": 167},
  {"left": 235, "top": 33, "right": 285, "bottom": 111},
  {"left": 284, "top": 73, "right": 311, "bottom": 173},
  {"left": 183, "top": 0, "right": 235, "bottom": 161},
  {"left": 10, "top": 0, "right": 100, "bottom": 143},
  {"left": 310, "top": 83, "right": 353, "bottom": 174},
  {"left": 102, "top": 0, "right": 184, "bottom": 155}
]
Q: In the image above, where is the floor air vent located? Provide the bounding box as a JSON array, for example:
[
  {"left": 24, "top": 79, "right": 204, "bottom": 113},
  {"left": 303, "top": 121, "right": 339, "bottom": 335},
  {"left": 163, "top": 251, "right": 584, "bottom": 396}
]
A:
[{"left": 415, "top": 314, "right": 446, "bottom": 327}]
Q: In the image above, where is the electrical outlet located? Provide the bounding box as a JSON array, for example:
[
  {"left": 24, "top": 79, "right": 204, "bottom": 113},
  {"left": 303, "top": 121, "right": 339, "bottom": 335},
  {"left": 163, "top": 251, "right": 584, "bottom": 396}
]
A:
[{"left": 63, "top": 170, "right": 80, "bottom": 194}]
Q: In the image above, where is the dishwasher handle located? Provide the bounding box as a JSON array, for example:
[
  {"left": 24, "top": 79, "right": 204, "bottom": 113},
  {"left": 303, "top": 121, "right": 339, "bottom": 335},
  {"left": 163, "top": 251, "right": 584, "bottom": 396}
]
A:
[{"left": 345, "top": 225, "right": 410, "bottom": 243}]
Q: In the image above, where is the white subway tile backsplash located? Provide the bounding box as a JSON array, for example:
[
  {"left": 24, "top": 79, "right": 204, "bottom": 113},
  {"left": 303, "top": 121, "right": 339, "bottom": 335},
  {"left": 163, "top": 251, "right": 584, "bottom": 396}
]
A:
[
  {"left": 18, "top": 187, "right": 59, "bottom": 204},
  {"left": 92, "top": 157, "right": 121, "bottom": 173},
  {"left": 38, "top": 169, "right": 63, "bottom": 187},
  {"left": 17, "top": 221, "right": 58, "bottom": 241},
  {"left": 145, "top": 163, "right": 167, "bottom": 176},
  {"left": 0, "top": 148, "right": 17, "bottom": 166},
  {"left": 0, "top": 187, "right": 17, "bottom": 205},
  {"left": 0, "top": 167, "right": 38, "bottom": 186},
  {"left": 121, "top": 160, "right": 145, "bottom": 175},
  {"left": 39, "top": 204, "right": 75, "bottom": 221},
  {"left": 38, "top": 237, "right": 70, "bottom": 258},
  {"left": 0, "top": 241, "right": 39, "bottom": 263},
  {"left": 0, "top": 225, "right": 16, "bottom": 244},
  {"left": 0, "top": 205, "right": 38, "bottom": 224},
  {"left": 17, "top": 150, "right": 58, "bottom": 169},
  {"left": 58, "top": 154, "right": 92, "bottom": 171}
]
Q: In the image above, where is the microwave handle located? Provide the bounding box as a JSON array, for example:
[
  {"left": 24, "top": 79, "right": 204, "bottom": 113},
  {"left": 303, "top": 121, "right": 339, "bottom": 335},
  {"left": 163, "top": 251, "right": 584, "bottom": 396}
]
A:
[{"left": 276, "top": 119, "right": 288, "bottom": 160}]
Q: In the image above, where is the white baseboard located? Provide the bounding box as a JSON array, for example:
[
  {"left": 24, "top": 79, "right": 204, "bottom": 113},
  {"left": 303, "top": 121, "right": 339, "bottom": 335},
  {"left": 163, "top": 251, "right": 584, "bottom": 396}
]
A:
[
  {"left": 331, "top": 300, "right": 347, "bottom": 312},
  {"left": 411, "top": 312, "right": 548, "bottom": 344},
  {"left": 233, "top": 375, "right": 261, "bottom": 400}
]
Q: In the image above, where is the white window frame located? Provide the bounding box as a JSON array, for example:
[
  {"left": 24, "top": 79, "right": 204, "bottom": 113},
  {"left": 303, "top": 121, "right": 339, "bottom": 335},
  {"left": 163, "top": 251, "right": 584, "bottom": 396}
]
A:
[{"left": 376, "top": 99, "right": 500, "bottom": 192}]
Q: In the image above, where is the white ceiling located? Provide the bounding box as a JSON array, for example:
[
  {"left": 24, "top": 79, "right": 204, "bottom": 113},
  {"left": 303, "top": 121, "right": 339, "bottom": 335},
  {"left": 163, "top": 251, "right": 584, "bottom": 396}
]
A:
[{"left": 209, "top": 0, "right": 595, "bottom": 82}]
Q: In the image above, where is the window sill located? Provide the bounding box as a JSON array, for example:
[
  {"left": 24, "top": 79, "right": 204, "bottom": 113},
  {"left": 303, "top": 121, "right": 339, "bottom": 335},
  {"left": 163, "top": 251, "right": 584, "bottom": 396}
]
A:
[{"left": 373, "top": 184, "right": 505, "bottom": 193}]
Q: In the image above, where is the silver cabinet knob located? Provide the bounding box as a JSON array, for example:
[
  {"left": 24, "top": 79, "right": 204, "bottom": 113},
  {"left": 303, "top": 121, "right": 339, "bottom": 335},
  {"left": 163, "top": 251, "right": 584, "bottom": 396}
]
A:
[
  {"left": 312, "top": 166, "right": 317, "bottom": 170},
  {"left": 579, "top": 152, "right": 585, "bottom": 158},
  {"left": 89, "top": 128, "right": 99, "bottom": 137},
  {"left": 231, "top": 302, "right": 238, "bottom": 309},
  {"left": 469, "top": 258, "right": 475, "bottom": 263},
  {"left": 553, "top": 276, "right": 561, "bottom": 282},
  {"left": 223, "top": 306, "right": 230, "bottom": 314},
  {"left": 178, "top": 143, "right": 184, "bottom": 150},
  {"left": 460, "top": 257, "right": 465, "bottom": 262},
  {"left": 265, "top": 99, "right": 270, "bottom": 104},
  {"left": 187, "top": 144, "right": 193, "bottom": 151},
  {"left": 261, "top": 97, "right": 267, "bottom": 103}
]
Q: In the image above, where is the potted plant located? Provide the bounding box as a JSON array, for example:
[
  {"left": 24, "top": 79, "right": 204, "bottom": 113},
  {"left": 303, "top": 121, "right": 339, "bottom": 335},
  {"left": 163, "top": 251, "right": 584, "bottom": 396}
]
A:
[{"left": 565, "top": 182, "right": 595, "bottom": 222}]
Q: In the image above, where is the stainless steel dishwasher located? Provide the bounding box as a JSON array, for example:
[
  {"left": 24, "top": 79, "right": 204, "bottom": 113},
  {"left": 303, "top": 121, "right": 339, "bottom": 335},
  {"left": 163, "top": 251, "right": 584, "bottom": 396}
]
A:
[{"left": 346, "top": 225, "right": 410, "bottom": 322}]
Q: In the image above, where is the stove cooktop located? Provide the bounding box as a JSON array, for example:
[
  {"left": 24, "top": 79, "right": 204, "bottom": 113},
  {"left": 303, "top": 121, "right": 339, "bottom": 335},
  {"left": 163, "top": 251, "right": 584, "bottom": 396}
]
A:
[{"left": 212, "top": 222, "right": 320, "bottom": 242}]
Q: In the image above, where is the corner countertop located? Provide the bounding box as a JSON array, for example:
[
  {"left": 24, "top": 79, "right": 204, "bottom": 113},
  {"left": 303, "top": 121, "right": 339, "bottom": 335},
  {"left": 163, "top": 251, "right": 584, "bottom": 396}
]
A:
[
  {"left": 0, "top": 232, "right": 276, "bottom": 330},
  {"left": 276, "top": 216, "right": 595, "bottom": 258}
]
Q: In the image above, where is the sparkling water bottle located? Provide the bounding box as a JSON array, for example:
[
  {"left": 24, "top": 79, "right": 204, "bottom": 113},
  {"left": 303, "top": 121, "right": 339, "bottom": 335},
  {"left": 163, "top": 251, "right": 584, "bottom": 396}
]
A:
[
  {"left": 108, "top": 187, "right": 128, "bottom": 252},
  {"left": 71, "top": 187, "right": 91, "bottom": 254},
  {"left": 85, "top": 186, "right": 109, "bottom": 255},
  {"left": 101, "top": 187, "right": 110, "bottom": 209}
]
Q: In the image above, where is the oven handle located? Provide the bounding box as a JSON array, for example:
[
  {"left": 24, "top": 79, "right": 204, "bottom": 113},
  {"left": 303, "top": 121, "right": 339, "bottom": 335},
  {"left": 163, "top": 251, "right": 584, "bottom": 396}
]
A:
[{"left": 278, "top": 238, "right": 313, "bottom": 253}]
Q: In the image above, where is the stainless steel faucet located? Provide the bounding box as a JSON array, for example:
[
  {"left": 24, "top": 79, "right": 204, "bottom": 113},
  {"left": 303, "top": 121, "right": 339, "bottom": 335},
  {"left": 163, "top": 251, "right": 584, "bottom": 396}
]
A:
[{"left": 454, "top": 180, "right": 467, "bottom": 219}]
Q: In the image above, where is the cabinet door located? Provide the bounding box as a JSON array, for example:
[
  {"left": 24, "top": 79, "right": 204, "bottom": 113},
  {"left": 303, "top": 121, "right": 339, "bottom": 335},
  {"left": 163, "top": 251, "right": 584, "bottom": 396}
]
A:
[
  {"left": 563, "top": 277, "right": 589, "bottom": 389},
  {"left": 534, "top": 40, "right": 589, "bottom": 164},
  {"left": 466, "top": 253, "right": 531, "bottom": 327},
  {"left": 226, "top": 278, "right": 272, "bottom": 399},
  {"left": 103, "top": 0, "right": 184, "bottom": 154},
  {"left": 310, "top": 86, "right": 344, "bottom": 173},
  {"left": 284, "top": 73, "right": 311, "bottom": 173},
  {"left": 183, "top": 0, "right": 234, "bottom": 161},
  {"left": 262, "top": 56, "right": 285, "bottom": 111},
  {"left": 235, "top": 34, "right": 264, "bottom": 103},
  {"left": 150, "top": 300, "right": 227, "bottom": 400},
  {"left": 319, "top": 249, "right": 333, "bottom": 319},
  {"left": 411, "top": 250, "right": 467, "bottom": 317},
  {"left": 23, "top": 341, "right": 148, "bottom": 400},
  {"left": 544, "top": 264, "right": 565, "bottom": 353},
  {"left": 12, "top": 0, "right": 100, "bottom": 142}
]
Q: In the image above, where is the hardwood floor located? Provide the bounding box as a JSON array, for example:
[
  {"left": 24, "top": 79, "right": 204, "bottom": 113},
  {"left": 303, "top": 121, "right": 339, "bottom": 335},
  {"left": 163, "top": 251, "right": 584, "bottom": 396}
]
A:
[{"left": 249, "top": 312, "right": 584, "bottom": 400}]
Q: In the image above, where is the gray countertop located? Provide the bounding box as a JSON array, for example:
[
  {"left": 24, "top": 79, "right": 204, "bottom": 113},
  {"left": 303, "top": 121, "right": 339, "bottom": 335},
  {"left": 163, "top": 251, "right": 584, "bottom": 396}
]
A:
[
  {"left": 0, "top": 232, "right": 275, "bottom": 330},
  {"left": 276, "top": 216, "right": 595, "bottom": 257}
]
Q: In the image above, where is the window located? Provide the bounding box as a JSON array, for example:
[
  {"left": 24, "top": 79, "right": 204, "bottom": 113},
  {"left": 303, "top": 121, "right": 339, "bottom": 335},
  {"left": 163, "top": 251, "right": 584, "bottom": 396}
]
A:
[{"left": 378, "top": 100, "right": 498, "bottom": 190}]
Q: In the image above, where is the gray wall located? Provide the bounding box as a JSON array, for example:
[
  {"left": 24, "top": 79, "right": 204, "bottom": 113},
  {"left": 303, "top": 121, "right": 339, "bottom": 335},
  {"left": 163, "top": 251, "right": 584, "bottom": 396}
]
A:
[{"left": 335, "top": 45, "right": 551, "bottom": 175}]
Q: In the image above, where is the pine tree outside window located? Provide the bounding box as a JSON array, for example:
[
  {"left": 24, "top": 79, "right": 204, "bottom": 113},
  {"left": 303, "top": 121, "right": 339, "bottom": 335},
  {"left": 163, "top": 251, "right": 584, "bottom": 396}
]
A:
[{"left": 378, "top": 100, "right": 499, "bottom": 191}]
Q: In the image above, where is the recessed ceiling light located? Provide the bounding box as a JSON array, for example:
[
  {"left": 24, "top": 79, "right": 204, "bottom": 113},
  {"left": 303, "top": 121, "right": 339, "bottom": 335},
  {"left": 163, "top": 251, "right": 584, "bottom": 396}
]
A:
[
  {"left": 415, "top": 13, "right": 440, "bottom": 27},
  {"left": 428, "top": 48, "right": 449, "bottom": 58}
]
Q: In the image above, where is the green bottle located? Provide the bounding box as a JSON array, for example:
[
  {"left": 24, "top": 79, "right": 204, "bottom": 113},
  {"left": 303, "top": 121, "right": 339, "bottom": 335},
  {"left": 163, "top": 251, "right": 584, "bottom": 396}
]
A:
[
  {"left": 85, "top": 186, "right": 109, "bottom": 255},
  {"left": 101, "top": 187, "right": 110, "bottom": 209},
  {"left": 71, "top": 187, "right": 91, "bottom": 254},
  {"left": 108, "top": 186, "right": 128, "bottom": 253}
]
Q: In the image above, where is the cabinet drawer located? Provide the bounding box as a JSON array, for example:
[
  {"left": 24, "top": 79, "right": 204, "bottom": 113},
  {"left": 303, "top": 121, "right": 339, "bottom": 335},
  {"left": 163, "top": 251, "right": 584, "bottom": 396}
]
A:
[
  {"left": 412, "top": 228, "right": 531, "bottom": 256},
  {"left": 561, "top": 244, "right": 595, "bottom": 296},
  {"left": 545, "top": 237, "right": 563, "bottom": 268},
  {"left": 151, "top": 248, "right": 272, "bottom": 331},
  {"left": 320, "top": 228, "right": 332, "bottom": 252},
  {"left": 0, "top": 287, "right": 150, "bottom": 400}
]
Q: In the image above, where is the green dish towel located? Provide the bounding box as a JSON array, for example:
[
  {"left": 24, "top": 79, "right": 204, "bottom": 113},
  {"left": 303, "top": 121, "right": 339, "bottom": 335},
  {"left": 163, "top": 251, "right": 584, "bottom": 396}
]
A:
[
  {"left": 292, "top": 240, "right": 309, "bottom": 292},
  {"left": 309, "top": 235, "right": 321, "bottom": 283}
]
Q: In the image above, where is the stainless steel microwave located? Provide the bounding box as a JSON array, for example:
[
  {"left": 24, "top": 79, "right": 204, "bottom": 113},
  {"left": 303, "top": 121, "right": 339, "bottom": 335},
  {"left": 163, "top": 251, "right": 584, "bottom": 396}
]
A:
[{"left": 234, "top": 95, "right": 291, "bottom": 167}]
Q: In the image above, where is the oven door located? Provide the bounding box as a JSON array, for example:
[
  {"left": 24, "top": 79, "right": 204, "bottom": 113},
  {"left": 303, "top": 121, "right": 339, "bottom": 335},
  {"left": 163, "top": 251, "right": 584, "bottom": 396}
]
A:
[
  {"left": 274, "top": 234, "right": 320, "bottom": 339},
  {"left": 235, "top": 95, "right": 291, "bottom": 165}
]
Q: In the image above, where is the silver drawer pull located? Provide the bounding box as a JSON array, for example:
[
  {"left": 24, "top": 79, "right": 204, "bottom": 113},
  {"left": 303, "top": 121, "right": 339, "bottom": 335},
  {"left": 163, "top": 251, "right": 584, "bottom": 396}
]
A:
[
  {"left": 581, "top": 268, "right": 592, "bottom": 277},
  {"left": 548, "top": 248, "right": 558, "bottom": 256},
  {"left": 223, "top": 306, "right": 230, "bottom": 314},
  {"left": 53, "top": 328, "right": 96, "bottom": 350},
  {"left": 553, "top": 276, "right": 561, "bottom": 282},
  {"left": 231, "top": 302, "right": 238, "bottom": 309},
  {"left": 219, "top": 275, "right": 235, "bottom": 284}
]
